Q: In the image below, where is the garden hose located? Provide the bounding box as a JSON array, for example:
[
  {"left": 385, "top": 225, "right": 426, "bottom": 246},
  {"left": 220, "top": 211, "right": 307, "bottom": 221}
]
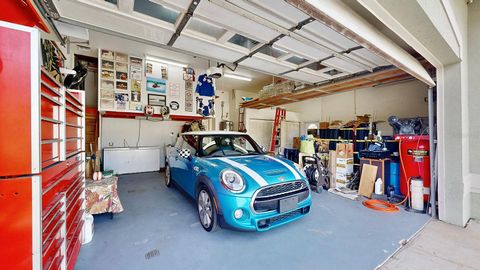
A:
[
  {"left": 363, "top": 140, "right": 411, "bottom": 212},
  {"left": 362, "top": 199, "right": 399, "bottom": 212}
]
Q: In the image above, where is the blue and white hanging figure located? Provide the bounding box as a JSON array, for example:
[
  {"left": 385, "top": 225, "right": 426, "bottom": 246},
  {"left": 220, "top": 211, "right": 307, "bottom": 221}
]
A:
[{"left": 196, "top": 74, "right": 215, "bottom": 117}]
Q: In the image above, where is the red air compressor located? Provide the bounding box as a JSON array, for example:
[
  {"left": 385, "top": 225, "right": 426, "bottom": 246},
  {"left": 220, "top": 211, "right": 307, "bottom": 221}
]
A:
[{"left": 396, "top": 135, "right": 431, "bottom": 201}]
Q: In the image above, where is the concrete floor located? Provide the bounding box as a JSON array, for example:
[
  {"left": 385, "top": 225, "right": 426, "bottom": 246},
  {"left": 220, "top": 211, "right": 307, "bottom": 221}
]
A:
[
  {"left": 76, "top": 172, "right": 430, "bottom": 270},
  {"left": 380, "top": 219, "right": 480, "bottom": 269}
]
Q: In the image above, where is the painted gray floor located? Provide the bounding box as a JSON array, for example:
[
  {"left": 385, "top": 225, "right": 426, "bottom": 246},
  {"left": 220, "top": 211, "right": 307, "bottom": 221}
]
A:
[{"left": 76, "top": 172, "right": 430, "bottom": 270}]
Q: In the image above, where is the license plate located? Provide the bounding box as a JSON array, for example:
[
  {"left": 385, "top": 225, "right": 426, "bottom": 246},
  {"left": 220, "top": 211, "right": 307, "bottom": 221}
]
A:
[{"left": 279, "top": 196, "right": 298, "bottom": 213}]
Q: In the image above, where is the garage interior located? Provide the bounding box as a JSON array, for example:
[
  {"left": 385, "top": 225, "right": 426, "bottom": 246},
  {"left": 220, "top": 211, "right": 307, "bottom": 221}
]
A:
[{"left": 1, "top": 1, "right": 479, "bottom": 270}]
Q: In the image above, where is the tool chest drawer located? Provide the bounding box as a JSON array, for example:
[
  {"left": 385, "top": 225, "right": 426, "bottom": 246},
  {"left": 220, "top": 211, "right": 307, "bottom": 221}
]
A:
[
  {"left": 65, "top": 90, "right": 83, "bottom": 109},
  {"left": 66, "top": 123, "right": 83, "bottom": 139},
  {"left": 41, "top": 140, "right": 61, "bottom": 168},
  {"left": 66, "top": 138, "right": 83, "bottom": 157},
  {"left": 41, "top": 154, "right": 82, "bottom": 191},
  {"left": 66, "top": 226, "right": 82, "bottom": 270},
  {"left": 41, "top": 191, "right": 66, "bottom": 270}
]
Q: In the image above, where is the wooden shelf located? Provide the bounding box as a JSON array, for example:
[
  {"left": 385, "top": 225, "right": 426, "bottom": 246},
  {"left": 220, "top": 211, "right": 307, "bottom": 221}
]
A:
[
  {"left": 241, "top": 66, "right": 415, "bottom": 109},
  {"left": 100, "top": 111, "right": 204, "bottom": 121}
]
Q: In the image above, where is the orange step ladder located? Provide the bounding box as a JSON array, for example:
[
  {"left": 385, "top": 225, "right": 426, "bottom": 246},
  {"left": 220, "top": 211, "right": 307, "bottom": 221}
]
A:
[{"left": 269, "top": 108, "right": 286, "bottom": 153}]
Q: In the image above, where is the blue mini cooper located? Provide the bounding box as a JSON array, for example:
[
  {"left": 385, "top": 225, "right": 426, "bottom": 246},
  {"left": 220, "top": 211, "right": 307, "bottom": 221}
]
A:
[{"left": 165, "top": 131, "right": 311, "bottom": 232}]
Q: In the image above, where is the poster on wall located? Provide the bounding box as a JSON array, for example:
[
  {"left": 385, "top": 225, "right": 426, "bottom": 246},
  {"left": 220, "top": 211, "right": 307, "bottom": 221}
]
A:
[
  {"left": 101, "top": 60, "right": 114, "bottom": 70},
  {"left": 100, "top": 99, "right": 114, "bottom": 110},
  {"left": 146, "top": 77, "right": 166, "bottom": 94},
  {"left": 101, "top": 89, "right": 114, "bottom": 99},
  {"left": 116, "top": 81, "right": 128, "bottom": 91},
  {"left": 130, "top": 65, "right": 143, "bottom": 80},
  {"left": 101, "top": 70, "right": 114, "bottom": 80},
  {"left": 101, "top": 49, "right": 114, "bottom": 60},
  {"left": 161, "top": 65, "right": 168, "bottom": 80},
  {"left": 115, "top": 93, "right": 129, "bottom": 110},
  {"left": 101, "top": 80, "right": 114, "bottom": 90},
  {"left": 146, "top": 62, "right": 153, "bottom": 74},
  {"left": 130, "top": 57, "right": 143, "bottom": 66},
  {"left": 183, "top": 67, "right": 195, "bottom": 81},
  {"left": 185, "top": 80, "right": 193, "bottom": 112},
  {"left": 116, "top": 62, "right": 128, "bottom": 72},
  {"left": 115, "top": 52, "right": 128, "bottom": 63},
  {"left": 130, "top": 102, "right": 143, "bottom": 112},
  {"left": 169, "top": 82, "right": 180, "bottom": 98},
  {"left": 148, "top": 94, "right": 166, "bottom": 107}
]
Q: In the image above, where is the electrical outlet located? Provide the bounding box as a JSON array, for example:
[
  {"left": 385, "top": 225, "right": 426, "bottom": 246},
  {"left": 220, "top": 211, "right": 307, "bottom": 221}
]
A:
[{"left": 109, "top": 142, "right": 114, "bottom": 146}]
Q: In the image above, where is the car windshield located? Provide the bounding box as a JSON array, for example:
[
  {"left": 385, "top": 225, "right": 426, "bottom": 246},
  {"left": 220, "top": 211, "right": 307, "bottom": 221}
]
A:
[{"left": 200, "top": 135, "right": 263, "bottom": 157}]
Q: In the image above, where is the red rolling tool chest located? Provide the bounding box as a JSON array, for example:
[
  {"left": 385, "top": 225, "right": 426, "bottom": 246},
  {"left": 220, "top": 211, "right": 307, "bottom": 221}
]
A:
[{"left": 0, "top": 20, "right": 85, "bottom": 270}]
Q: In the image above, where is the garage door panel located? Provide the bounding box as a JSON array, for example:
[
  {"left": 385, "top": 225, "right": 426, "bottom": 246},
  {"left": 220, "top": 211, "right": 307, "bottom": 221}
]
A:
[
  {"left": 276, "top": 36, "right": 331, "bottom": 60},
  {"left": 195, "top": 1, "right": 278, "bottom": 42},
  {"left": 323, "top": 57, "right": 366, "bottom": 74},
  {"left": 301, "top": 21, "right": 358, "bottom": 50},
  {"left": 173, "top": 36, "right": 244, "bottom": 62},
  {"left": 227, "top": 0, "right": 296, "bottom": 29},
  {"left": 351, "top": 48, "right": 390, "bottom": 67},
  {"left": 284, "top": 71, "right": 327, "bottom": 84},
  {"left": 240, "top": 57, "right": 292, "bottom": 74}
]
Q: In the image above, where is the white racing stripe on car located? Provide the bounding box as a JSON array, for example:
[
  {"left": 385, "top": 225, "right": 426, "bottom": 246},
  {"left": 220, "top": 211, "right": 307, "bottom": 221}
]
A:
[
  {"left": 264, "top": 155, "right": 301, "bottom": 179},
  {"left": 217, "top": 157, "right": 268, "bottom": 187}
]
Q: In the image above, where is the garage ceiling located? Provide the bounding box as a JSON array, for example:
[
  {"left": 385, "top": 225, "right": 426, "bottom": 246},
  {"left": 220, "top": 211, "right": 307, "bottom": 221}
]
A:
[{"left": 52, "top": 0, "right": 405, "bottom": 85}]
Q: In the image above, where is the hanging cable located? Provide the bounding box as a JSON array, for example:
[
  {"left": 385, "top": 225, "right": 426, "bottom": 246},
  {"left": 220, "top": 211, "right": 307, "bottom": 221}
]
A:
[{"left": 136, "top": 119, "right": 142, "bottom": 147}]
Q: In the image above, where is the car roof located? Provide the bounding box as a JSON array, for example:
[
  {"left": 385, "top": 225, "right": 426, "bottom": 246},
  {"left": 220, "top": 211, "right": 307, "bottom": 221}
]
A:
[{"left": 181, "top": 130, "right": 250, "bottom": 136}]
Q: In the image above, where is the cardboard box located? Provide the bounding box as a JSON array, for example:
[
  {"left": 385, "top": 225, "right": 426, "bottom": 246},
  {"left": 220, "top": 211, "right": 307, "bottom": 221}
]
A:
[
  {"left": 319, "top": 122, "right": 330, "bottom": 129},
  {"left": 336, "top": 143, "right": 354, "bottom": 158},
  {"left": 329, "top": 150, "right": 337, "bottom": 188},
  {"left": 335, "top": 172, "right": 352, "bottom": 187},
  {"left": 293, "top": 137, "right": 301, "bottom": 150},
  {"left": 335, "top": 144, "right": 354, "bottom": 188}
]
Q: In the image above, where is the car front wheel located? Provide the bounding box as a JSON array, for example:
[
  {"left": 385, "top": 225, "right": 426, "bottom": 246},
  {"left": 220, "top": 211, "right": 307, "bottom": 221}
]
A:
[
  {"left": 197, "top": 187, "right": 218, "bottom": 232},
  {"left": 165, "top": 164, "right": 172, "bottom": 187}
]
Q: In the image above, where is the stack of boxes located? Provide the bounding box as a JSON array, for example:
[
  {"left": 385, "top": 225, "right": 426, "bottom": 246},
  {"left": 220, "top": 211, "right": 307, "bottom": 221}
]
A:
[{"left": 335, "top": 143, "right": 354, "bottom": 188}]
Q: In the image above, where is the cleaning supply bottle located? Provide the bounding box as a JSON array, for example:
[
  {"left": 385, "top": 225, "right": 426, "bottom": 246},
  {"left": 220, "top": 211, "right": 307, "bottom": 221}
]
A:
[{"left": 375, "top": 178, "right": 383, "bottom": 195}]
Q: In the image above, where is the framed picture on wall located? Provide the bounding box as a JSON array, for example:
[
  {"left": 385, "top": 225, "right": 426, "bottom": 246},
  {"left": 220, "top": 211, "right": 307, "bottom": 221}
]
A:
[
  {"left": 101, "top": 49, "right": 114, "bottom": 60},
  {"left": 101, "top": 60, "right": 114, "bottom": 70},
  {"left": 115, "top": 52, "right": 128, "bottom": 63},
  {"left": 146, "top": 76, "right": 166, "bottom": 94},
  {"left": 148, "top": 94, "right": 166, "bottom": 107}
]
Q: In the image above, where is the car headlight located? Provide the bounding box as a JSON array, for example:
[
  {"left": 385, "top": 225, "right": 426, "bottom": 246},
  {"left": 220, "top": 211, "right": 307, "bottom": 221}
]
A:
[
  {"left": 294, "top": 163, "right": 306, "bottom": 178},
  {"left": 221, "top": 170, "right": 245, "bottom": 193}
]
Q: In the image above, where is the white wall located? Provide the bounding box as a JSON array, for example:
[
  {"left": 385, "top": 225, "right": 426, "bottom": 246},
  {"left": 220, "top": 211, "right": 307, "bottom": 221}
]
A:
[
  {"left": 284, "top": 80, "right": 429, "bottom": 135},
  {"left": 100, "top": 118, "right": 185, "bottom": 168},
  {"left": 468, "top": 1, "right": 480, "bottom": 217}
]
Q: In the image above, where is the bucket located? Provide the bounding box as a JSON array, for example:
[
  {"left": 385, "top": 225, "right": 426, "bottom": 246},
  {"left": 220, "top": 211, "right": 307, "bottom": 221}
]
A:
[
  {"left": 410, "top": 178, "right": 424, "bottom": 211},
  {"left": 81, "top": 214, "right": 94, "bottom": 244}
]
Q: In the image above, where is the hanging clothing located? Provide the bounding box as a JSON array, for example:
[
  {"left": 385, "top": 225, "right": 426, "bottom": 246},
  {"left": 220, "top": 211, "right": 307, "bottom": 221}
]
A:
[{"left": 196, "top": 74, "right": 215, "bottom": 97}]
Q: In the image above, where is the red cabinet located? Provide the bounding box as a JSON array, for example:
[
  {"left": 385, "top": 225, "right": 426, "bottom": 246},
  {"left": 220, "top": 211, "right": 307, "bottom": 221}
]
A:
[{"left": 0, "top": 21, "right": 85, "bottom": 270}]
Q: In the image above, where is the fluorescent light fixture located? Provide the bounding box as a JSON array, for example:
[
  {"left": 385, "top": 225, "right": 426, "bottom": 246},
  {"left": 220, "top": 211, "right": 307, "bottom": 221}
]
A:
[
  {"left": 224, "top": 73, "right": 252, "bottom": 81},
  {"left": 145, "top": 56, "right": 188, "bottom": 68}
]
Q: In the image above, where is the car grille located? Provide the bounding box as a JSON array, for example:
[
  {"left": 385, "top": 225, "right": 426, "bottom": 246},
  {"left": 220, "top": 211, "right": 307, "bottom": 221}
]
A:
[
  {"left": 257, "top": 206, "right": 310, "bottom": 229},
  {"left": 252, "top": 181, "right": 310, "bottom": 213},
  {"left": 256, "top": 181, "right": 307, "bottom": 198}
]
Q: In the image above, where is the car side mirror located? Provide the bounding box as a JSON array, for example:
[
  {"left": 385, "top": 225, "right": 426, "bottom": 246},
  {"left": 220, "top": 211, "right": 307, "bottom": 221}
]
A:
[
  {"left": 178, "top": 149, "right": 192, "bottom": 160},
  {"left": 260, "top": 145, "right": 267, "bottom": 153}
]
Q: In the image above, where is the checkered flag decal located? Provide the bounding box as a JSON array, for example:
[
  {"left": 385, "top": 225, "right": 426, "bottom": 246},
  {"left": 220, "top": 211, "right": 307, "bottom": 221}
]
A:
[{"left": 178, "top": 149, "right": 191, "bottom": 159}]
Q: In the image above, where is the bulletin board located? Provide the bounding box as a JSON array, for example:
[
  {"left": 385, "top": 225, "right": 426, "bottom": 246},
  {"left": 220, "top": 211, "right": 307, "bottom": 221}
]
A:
[{"left": 97, "top": 48, "right": 201, "bottom": 117}]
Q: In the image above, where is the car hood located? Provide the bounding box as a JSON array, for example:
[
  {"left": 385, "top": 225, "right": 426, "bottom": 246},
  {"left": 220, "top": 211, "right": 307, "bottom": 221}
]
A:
[{"left": 207, "top": 155, "right": 304, "bottom": 189}]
